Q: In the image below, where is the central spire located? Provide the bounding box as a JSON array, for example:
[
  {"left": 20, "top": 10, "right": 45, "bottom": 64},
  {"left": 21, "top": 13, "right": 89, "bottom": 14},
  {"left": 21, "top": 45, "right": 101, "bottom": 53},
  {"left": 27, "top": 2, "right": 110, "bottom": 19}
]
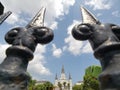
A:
[
  {"left": 61, "top": 65, "right": 65, "bottom": 74},
  {"left": 60, "top": 65, "right": 66, "bottom": 80}
]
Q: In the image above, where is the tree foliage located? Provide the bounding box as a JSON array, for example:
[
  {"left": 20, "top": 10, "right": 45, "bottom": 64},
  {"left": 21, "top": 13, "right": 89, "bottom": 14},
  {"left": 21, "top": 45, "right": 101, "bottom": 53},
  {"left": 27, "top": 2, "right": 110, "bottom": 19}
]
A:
[
  {"left": 28, "top": 73, "right": 36, "bottom": 90},
  {"left": 73, "top": 84, "right": 83, "bottom": 90},
  {"left": 83, "top": 65, "right": 101, "bottom": 90},
  {"left": 82, "top": 75, "right": 100, "bottom": 90},
  {"left": 73, "top": 65, "right": 102, "bottom": 90},
  {"left": 35, "top": 81, "right": 53, "bottom": 90},
  {"left": 28, "top": 80, "right": 53, "bottom": 90},
  {"left": 28, "top": 72, "right": 53, "bottom": 90},
  {"left": 85, "top": 65, "right": 102, "bottom": 78}
]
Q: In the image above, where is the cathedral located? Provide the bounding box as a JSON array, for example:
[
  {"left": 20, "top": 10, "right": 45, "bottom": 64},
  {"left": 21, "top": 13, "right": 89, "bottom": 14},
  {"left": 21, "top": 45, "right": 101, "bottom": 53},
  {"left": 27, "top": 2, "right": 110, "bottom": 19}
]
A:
[{"left": 54, "top": 66, "right": 72, "bottom": 90}]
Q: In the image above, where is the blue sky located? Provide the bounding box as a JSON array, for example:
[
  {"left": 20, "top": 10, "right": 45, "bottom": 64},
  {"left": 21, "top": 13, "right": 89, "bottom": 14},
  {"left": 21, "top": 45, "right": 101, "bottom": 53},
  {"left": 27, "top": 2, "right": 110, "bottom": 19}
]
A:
[{"left": 0, "top": 0, "right": 120, "bottom": 84}]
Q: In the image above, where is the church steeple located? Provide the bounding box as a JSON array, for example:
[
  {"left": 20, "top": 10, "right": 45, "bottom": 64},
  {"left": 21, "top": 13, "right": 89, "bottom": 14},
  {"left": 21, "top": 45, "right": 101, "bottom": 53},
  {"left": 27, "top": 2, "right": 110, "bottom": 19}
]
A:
[
  {"left": 61, "top": 65, "right": 65, "bottom": 73},
  {"left": 55, "top": 73, "right": 58, "bottom": 80},
  {"left": 60, "top": 65, "right": 66, "bottom": 80},
  {"left": 69, "top": 73, "right": 72, "bottom": 79}
]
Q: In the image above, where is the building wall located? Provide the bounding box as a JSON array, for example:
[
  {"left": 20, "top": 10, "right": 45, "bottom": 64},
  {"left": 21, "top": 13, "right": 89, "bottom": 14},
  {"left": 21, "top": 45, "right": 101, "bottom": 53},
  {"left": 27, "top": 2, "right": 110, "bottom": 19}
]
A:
[{"left": 54, "top": 66, "right": 72, "bottom": 90}]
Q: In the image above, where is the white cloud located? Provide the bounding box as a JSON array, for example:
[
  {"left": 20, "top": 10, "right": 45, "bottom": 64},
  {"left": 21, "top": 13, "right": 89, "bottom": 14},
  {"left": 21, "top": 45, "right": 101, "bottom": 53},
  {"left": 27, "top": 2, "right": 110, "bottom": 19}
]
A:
[
  {"left": 64, "top": 20, "right": 92, "bottom": 55},
  {"left": 28, "top": 44, "right": 52, "bottom": 80},
  {"left": 112, "top": 11, "right": 120, "bottom": 17},
  {"left": 84, "top": 0, "right": 112, "bottom": 10},
  {"left": 1, "top": 0, "right": 75, "bottom": 29},
  {"left": 52, "top": 44, "right": 62, "bottom": 58},
  {"left": 0, "top": 43, "right": 51, "bottom": 80},
  {"left": 49, "top": 21, "right": 58, "bottom": 30},
  {"left": 64, "top": 20, "right": 83, "bottom": 55},
  {"left": 6, "top": 13, "right": 19, "bottom": 25},
  {"left": 97, "top": 13, "right": 102, "bottom": 17},
  {"left": 0, "top": 44, "right": 10, "bottom": 63},
  {"left": 62, "top": 0, "right": 75, "bottom": 14},
  {"left": 81, "top": 43, "right": 93, "bottom": 53}
]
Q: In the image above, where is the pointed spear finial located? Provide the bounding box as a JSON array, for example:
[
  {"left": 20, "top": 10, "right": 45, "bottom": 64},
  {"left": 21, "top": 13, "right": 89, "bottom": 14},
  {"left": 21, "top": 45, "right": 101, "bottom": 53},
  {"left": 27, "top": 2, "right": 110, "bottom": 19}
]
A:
[
  {"left": 26, "top": 7, "right": 46, "bottom": 28},
  {"left": 80, "top": 6, "right": 100, "bottom": 24}
]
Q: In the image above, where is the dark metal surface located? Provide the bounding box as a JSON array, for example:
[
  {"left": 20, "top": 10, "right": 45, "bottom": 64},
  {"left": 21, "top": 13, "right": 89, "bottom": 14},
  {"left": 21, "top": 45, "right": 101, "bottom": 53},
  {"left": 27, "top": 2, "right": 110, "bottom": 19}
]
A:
[
  {"left": 0, "top": 11, "right": 12, "bottom": 25},
  {"left": 0, "top": 2, "right": 12, "bottom": 25},
  {"left": 0, "top": 7, "right": 54, "bottom": 90},
  {"left": 72, "top": 7, "right": 120, "bottom": 90},
  {"left": 80, "top": 6, "right": 100, "bottom": 24},
  {"left": 0, "top": 2, "right": 4, "bottom": 15},
  {"left": 26, "top": 7, "right": 46, "bottom": 28}
]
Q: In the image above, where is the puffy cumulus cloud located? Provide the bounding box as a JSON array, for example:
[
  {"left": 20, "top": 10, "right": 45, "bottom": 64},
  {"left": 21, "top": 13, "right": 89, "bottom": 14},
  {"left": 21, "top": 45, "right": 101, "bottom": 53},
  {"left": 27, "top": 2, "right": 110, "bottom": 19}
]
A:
[
  {"left": 5, "top": 13, "right": 19, "bottom": 25},
  {"left": 84, "top": 0, "right": 112, "bottom": 10},
  {"left": 52, "top": 44, "right": 62, "bottom": 58},
  {"left": 49, "top": 21, "right": 58, "bottom": 30},
  {"left": 112, "top": 11, "right": 120, "bottom": 17},
  {"left": 28, "top": 44, "right": 52, "bottom": 80},
  {"left": 81, "top": 43, "right": 93, "bottom": 53},
  {"left": 64, "top": 20, "right": 83, "bottom": 55},
  {"left": 1, "top": 0, "right": 75, "bottom": 29},
  {"left": 6, "top": 13, "right": 27, "bottom": 25},
  {"left": 64, "top": 20, "right": 92, "bottom": 56},
  {"left": 0, "top": 44, "right": 51, "bottom": 80},
  {"left": 62, "top": 0, "right": 75, "bottom": 14},
  {"left": 97, "top": 13, "right": 102, "bottom": 17},
  {"left": 0, "top": 44, "right": 10, "bottom": 63}
]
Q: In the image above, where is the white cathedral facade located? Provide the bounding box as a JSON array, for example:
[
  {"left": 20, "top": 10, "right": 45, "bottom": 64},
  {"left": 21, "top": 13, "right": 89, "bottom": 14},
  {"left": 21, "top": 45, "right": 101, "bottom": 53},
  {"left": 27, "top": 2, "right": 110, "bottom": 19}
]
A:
[{"left": 54, "top": 66, "right": 72, "bottom": 90}]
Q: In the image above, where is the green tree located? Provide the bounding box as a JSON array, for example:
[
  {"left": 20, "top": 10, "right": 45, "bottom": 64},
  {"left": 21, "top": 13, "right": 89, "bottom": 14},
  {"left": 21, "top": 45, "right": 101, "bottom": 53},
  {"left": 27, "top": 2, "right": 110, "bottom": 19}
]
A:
[
  {"left": 35, "top": 84, "right": 45, "bottom": 90},
  {"left": 58, "top": 82, "right": 62, "bottom": 90},
  {"left": 63, "top": 82, "right": 66, "bottom": 89},
  {"left": 34, "top": 81, "right": 53, "bottom": 90},
  {"left": 73, "top": 84, "right": 83, "bottom": 90},
  {"left": 28, "top": 73, "right": 53, "bottom": 90},
  {"left": 68, "top": 83, "right": 70, "bottom": 90},
  {"left": 82, "top": 75, "right": 100, "bottom": 90},
  {"left": 82, "top": 65, "right": 102, "bottom": 90},
  {"left": 73, "top": 65, "right": 102, "bottom": 90},
  {"left": 43, "top": 81, "right": 53, "bottom": 90},
  {"left": 85, "top": 65, "right": 102, "bottom": 78},
  {"left": 28, "top": 73, "right": 36, "bottom": 90}
]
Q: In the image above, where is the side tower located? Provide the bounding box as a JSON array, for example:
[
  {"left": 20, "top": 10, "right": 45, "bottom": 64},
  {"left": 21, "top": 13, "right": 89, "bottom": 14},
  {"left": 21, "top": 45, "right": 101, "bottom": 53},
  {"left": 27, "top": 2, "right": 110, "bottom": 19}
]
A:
[
  {"left": 68, "top": 73, "right": 72, "bottom": 90},
  {"left": 54, "top": 73, "right": 58, "bottom": 87}
]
